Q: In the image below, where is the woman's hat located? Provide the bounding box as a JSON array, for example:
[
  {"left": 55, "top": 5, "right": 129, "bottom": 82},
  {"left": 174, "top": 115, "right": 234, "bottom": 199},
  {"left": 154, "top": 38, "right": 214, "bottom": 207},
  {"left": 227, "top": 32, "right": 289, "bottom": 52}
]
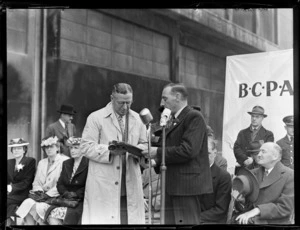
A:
[
  {"left": 247, "top": 141, "right": 262, "bottom": 155},
  {"left": 41, "top": 136, "right": 59, "bottom": 147},
  {"left": 232, "top": 167, "right": 259, "bottom": 203},
  {"left": 57, "top": 104, "right": 76, "bottom": 115},
  {"left": 66, "top": 137, "right": 82, "bottom": 146},
  {"left": 247, "top": 105, "right": 267, "bottom": 117},
  {"left": 8, "top": 138, "right": 29, "bottom": 147}
]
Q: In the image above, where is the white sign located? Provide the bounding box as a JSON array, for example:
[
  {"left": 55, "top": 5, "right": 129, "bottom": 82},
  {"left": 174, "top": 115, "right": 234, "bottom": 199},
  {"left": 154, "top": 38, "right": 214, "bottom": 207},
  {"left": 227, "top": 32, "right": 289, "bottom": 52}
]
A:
[{"left": 222, "top": 49, "right": 293, "bottom": 175}]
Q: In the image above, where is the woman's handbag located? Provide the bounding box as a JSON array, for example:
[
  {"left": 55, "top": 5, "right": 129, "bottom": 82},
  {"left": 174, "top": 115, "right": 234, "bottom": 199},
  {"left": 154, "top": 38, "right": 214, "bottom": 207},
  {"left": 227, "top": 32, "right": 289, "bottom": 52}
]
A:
[{"left": 46, "top": 197, "right": 80, "bottom": 208}]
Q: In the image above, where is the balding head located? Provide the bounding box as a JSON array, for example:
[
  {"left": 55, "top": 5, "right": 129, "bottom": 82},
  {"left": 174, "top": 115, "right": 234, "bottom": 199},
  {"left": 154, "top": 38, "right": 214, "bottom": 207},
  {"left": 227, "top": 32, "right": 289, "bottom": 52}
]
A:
[{"left": 256, "top": 142, "right": 282, "bottom": 169}]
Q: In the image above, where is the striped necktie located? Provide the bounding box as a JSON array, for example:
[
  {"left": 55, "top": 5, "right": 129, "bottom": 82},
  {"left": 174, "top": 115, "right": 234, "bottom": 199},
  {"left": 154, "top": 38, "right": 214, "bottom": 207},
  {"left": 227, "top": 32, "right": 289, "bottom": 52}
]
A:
[{"left": 117, "top": 115, "right": 125, "bottom": 138}]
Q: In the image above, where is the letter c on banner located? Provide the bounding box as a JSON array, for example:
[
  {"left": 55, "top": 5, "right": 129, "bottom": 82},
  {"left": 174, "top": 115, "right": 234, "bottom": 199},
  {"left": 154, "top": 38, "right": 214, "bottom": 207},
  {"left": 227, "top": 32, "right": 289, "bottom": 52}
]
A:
[{"left": 252, "top": 82, "right": 262, "bottom": 97}]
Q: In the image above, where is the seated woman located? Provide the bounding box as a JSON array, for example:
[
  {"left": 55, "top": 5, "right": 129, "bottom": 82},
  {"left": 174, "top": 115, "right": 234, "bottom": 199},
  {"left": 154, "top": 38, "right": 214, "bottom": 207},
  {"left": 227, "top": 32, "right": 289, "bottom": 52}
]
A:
[
  {"left": 7, "top": 138, "right": 36, "bottom": 226},
  {"left": 46, "top": 137, "right": 89, "bottom": 225},
  {"left": 15, "top": 136, "right": 69, "bottom": 225}
]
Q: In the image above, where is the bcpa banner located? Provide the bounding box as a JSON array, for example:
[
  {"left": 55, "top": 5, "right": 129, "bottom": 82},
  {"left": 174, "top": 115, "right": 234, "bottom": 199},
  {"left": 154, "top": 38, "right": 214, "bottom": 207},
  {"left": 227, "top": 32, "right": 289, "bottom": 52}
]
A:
[{"left": 222, "top": 49, "right": 293, "bottom": 175}]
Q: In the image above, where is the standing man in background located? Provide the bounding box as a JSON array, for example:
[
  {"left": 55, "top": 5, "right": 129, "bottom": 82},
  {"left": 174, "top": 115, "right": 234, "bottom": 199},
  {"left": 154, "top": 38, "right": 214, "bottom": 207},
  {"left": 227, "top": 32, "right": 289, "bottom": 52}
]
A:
[
  {"left": 142, "top": 83, "right": 213, "bottom": 225},
  {"left": 80, "top": 83, "right": 147, "bottom": 224},
  {"left": 234, "top": 105, "right": 274, "bottom": 172},
  {"left": 277, "top": 115, "right": 294, "bottom": 169},
  {"left": 46, "top": 104, "right": 77, "bottom": 157}
]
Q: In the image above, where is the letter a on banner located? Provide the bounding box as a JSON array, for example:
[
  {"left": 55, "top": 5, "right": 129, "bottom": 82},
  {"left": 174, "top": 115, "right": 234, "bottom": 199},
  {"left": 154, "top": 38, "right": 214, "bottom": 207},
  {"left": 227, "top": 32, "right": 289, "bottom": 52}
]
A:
[{"left": 222, "top": 49, "right": 293, "bottom": 175}]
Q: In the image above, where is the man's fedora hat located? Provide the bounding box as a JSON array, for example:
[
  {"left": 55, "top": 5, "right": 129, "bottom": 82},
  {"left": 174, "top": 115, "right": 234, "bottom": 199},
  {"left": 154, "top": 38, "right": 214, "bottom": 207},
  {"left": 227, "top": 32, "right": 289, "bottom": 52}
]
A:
[
  {"left": 232, "top": 167, "right": 259, "bottom": 203},
  {"left": 247, "top": 141, "right": 262, "bottom": 154},
  {"left": 247, "top": 105, "right": 267, "bottom": 117},
  {"left": 57, "top": 104, "right": 76, "bottom": 115},
  {"left": 8, "top": 138, "right": 29, "bottom": 147},
  {"left": 283, "top": 115, "right": 293, "bottom": 126}
]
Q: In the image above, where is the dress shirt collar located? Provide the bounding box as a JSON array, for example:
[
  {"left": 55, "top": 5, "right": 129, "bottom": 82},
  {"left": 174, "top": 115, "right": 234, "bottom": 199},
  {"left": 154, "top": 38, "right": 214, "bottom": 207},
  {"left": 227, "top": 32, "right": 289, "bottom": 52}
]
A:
[
  {"left": 174, "top": 105, "right": 186, "bottom": 119},
  {"left": 251, "top": 125, "right": 261, "bottom": 132},
  {"left": 265, "top": 166, "right": 274, "bottom": 175},
  {"left": 287, "top": 134, "right": 293, "bottom": 142}
]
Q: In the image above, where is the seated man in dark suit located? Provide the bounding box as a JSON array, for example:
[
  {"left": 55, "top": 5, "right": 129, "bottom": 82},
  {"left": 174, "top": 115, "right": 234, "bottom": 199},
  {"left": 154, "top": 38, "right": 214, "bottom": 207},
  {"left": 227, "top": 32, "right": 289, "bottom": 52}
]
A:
[
  {"left": 45, "top": 104, "right": 77, "bottom": 157},
  {"left": 207, "top": 125, "right": 227, "bottom": 171},
  {"left": 235, "top": 142, "right": 294, "bottom": 224},
  {"left": 200, "top": 137, "right": 232, "bottom": 224}
]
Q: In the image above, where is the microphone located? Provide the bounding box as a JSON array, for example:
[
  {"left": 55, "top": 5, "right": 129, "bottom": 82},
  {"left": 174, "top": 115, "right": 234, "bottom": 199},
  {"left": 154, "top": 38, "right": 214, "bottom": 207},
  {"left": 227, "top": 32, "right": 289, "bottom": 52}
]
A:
[
  {"left": 139, "top": 108, "right": 153, "bottom": 125},
  {"left": 160, "top": 108, "right": 171, "bottom": 127}
]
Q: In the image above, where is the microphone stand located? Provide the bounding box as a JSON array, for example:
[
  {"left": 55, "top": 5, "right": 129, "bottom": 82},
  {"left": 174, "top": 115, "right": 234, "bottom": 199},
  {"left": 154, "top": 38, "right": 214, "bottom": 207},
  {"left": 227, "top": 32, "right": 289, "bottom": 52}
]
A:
[
  {"left": 147, "top": 123, "right": 153, "bottom": 225},
  {"left": 160, "top": 125, "right": 166, "bottom": 224}
]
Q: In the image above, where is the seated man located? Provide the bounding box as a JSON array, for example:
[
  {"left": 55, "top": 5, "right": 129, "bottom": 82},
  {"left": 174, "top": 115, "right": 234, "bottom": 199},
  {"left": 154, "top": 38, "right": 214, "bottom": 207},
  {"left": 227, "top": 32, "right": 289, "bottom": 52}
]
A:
[
  {"left": 235, "top": 142, "right": 294, "bottom": 224},
  {"left": 207, "top": 125, "right": 227, "bottom": 171},
  {"left": 200, "top": 138, "right": 232, "bottom": 224}
]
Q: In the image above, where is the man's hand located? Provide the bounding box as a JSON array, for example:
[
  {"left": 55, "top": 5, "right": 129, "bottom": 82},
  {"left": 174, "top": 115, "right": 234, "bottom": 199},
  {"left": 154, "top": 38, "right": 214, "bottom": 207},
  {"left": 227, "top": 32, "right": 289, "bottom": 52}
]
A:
[
  {"left": 235, "top": 207, "right": 260, "bottom": 224},
  {"left": 243, "top": 157, "right": 253, "bottom": 166},
  {"left": 140, "top": 158, "right": 156, "bottom": 169},
  {"left": 142, "top": 147, "right": 158, "bottom": 159}
]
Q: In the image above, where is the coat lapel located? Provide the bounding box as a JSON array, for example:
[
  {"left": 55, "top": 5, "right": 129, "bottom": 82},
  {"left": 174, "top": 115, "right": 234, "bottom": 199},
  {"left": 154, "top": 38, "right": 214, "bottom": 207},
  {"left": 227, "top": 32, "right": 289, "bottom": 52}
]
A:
[
  {"left": 47, "top": 154, "right": 62, "bottom": 176},
  {"left": 55, "top": 120, "right": 67, "bottom": 137},
  {"left": 254, "top": 126, "right": 266, "bottom": 142},
  {"left": 64, "top": 159, "right": 73, "bottom": 181},
  {"left": 166, "top": 106, "right": 190, "bottom": 136},
  {"left": 283, "top": 135, "right": 291, "bottom": 144},
  {"left": 259, "top": 162, "right": 283, "bottom": 189},
  {"left": 73, "top": 157, "right": 88, "bottom": 178},
  {"left": 8, "top": 159, "right": 16, "bottom": 179},
  {"left": 128, "top": 112, "right": 137, "bottom": 136},
  {"left": 245, "top": 127, "right": 252, "bottom": 143}
]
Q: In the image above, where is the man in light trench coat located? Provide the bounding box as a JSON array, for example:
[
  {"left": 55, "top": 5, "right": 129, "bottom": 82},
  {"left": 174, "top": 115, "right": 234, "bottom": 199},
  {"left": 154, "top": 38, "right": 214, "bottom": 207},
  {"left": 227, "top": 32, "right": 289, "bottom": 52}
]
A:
[{"left": 80, "top": 83, "right": 147, "bottom": 224}]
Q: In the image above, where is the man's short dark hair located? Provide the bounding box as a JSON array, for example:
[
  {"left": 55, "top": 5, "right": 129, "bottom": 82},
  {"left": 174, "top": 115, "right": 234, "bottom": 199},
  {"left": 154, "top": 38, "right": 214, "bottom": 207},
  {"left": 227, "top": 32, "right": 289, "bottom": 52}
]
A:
[{"left": 164, "top": 83, "right": 188, "bottom": 100}]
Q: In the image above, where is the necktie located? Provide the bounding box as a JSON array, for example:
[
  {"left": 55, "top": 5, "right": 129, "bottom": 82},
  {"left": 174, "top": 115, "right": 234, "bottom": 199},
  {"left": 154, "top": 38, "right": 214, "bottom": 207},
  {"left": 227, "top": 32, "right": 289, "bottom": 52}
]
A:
[
  {"left": 291, "top": 136, "right": 294, "bottom": 143},
  {"left": 263, "top": 170, "right": 269, "bottom": 181},
  {"left": 118, "top": 116, "right": 125, "bottom": 137},
  {"left": 117, "top": 115, "right": 126, "bottom": 196}
]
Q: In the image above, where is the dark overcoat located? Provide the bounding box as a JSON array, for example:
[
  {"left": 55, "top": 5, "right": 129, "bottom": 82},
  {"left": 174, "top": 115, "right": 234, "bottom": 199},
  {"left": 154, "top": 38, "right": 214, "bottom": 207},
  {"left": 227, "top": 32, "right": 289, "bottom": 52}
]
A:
[
  {"left": 7, "top": 156, "right": 36, "bottom": 217},
  {"left": 234, "top": 126, "right": 274, "bottom": 167},
  {"left": 155, "top": 106, "right": 213, "bottom": 196},
  {"left": 200, "top": 163, "right": 232, "bottom": 223},
  {"left": 276, "top": 135, "right": 294, "bottom": 169},
  {"left": 251, "top": 161, "right": 294, "bottom": 224},
  {"left": 56, "top": 156, "right": 89, "bottom": 224}
]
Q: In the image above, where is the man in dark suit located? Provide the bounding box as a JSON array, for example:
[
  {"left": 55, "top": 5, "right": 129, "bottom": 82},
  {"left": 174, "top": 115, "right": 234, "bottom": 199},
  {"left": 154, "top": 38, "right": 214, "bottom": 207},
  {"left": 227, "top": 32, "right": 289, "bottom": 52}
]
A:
[
  {"left": 200, "top": 137, "right": 232, "bottom": 224},
  {"left": 46, "top": 104, "right": 77, "bottom": 157},
  {"left": 142, "top": 83, "right": 213, "bottom": 224},
  {"left": 276, "top": 115, "right": 294, "bottom": 169},
  {"left": 234, "top": 105, "right": 274, "bottom": 172},
  {"left": 235, "top": 142, "right": 294, "bottom": 224}
]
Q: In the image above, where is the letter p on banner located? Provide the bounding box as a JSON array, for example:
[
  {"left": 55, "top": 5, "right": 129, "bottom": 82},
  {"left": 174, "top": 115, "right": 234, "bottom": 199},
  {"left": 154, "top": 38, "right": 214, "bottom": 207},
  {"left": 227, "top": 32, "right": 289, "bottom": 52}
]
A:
[{"left": 222, "top": 49, "right": 293, "bottom": 175}]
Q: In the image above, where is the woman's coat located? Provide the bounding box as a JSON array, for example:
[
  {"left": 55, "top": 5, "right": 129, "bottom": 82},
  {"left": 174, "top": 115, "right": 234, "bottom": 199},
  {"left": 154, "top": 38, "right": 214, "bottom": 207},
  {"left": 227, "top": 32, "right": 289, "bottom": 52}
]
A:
[
  {"left": 80, "top": 102, "right": 147, "bottom": 224},
  {"left": 16, "top": 154, "right": 69, "bottom": 219},
  {"left": 7, "top": 156, "right": 36, "bottom": 217}
]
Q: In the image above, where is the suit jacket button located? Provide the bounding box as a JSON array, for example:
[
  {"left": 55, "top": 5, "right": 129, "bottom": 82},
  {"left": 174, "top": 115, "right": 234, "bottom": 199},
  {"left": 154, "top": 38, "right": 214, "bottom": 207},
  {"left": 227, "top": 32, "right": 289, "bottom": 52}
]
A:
[{"left": 115, "top": 182, "right": 118, "bottom": 185}]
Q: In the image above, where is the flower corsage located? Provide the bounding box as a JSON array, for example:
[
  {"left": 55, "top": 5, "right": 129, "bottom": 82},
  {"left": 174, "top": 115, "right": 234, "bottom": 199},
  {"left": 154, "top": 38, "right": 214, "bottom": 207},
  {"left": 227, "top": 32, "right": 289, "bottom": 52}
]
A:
[{"left": 16, "top": 163, "right": 25, "bottom": 172}]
